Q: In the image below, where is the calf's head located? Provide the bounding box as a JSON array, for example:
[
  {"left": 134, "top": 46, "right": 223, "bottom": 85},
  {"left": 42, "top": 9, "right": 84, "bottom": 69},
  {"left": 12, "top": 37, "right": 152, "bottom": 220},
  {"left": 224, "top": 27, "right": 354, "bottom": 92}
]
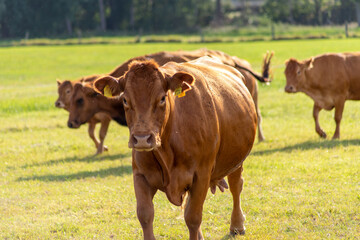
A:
[
  {"left": 67, "top": 83, "right": 99, "bottom": 128},
  {"left": 94, "top": 60, "right": 195, "bottom": 152},
  {"left": 284, "top": 58, "right": 313, "bottom": 93},
  {"left": 55, "top": 80, "right": 73, "bottom": 110}
]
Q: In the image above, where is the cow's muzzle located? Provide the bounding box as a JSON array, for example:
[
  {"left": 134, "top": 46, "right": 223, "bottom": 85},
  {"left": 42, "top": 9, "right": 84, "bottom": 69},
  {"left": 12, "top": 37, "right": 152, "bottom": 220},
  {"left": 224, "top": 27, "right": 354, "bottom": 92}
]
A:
[
  {"left": 285, "top": 85, "right": 297, "bottom": 93},
  {"left": 55, "top": 100, "right": 64, "bottom": 108},
  {"left": 67, "top": 120, "right": 81, "bottom": 129},
  {"left": 129, "top": 133, "right": 158, "bottom": 151}
]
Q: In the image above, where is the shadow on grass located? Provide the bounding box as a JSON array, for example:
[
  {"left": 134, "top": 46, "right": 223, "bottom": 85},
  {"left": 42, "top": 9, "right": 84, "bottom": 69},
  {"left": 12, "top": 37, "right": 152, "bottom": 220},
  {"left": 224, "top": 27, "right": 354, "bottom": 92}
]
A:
[
  {"left": 20, "top": 152, "right": 131, "bottom": 169},
  {"left": 252, "top": 138, "right": 360, "bottom": 156},
  {"left": 16, "top": 164, "right": 132, "bottom": 182}
]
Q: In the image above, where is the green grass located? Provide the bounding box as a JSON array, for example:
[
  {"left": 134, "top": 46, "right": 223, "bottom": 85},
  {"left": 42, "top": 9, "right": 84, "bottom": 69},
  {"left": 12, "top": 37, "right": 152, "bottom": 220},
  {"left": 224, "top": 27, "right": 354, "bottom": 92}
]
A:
[{"left": 0, "top": 39, "right": 359, "bottom": 239}]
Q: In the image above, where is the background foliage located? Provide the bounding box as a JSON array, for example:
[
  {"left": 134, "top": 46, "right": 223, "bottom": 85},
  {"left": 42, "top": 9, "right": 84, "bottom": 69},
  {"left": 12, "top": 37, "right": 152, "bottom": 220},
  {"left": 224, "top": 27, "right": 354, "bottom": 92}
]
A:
[{"left": 1, "top": 0, "right": 360, "bottom": 38}]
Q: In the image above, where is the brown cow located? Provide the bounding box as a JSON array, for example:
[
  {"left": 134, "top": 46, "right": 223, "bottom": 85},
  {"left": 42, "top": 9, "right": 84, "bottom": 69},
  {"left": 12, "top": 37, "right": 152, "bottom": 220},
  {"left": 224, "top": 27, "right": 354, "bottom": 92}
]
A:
[
  {"left": 67, "top": 49, "right": 272, "bottom": 143},
  {"left": 284, "top": 52, "right": 360, "bottom": 139},
  {"left": 55, "top": 76, "right": 112, "bottom": 155},
  {"left": 94, "top": 57, "right": 257, "bottom": 239}
]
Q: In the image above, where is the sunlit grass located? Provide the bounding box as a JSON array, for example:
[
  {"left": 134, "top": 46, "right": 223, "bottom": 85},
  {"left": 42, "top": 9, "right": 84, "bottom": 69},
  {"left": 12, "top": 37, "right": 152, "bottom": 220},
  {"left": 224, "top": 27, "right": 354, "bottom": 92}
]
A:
[{"left": 0, "top": 39, "right": 359, "bottom": 239}]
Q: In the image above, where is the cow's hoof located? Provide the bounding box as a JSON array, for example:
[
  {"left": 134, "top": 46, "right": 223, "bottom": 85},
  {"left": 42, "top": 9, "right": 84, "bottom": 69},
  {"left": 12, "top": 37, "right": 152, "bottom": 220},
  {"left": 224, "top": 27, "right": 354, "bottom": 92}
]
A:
[
  {"left": 230, "top": 229, "right": 245, "bottom": 236},
  {"left": 318, "top": 132, "right": 327, "bottom": 138}
]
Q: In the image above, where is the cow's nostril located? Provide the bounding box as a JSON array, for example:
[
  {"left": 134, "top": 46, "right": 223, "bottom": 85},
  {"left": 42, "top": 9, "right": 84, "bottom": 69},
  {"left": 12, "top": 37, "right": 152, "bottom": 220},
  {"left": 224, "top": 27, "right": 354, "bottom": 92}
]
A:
[
  {"left": 67, "top": 122, "right": 73, "bottom": 128},
  {"left": 132, "top": 135, "right": 138, "bottom": 144},
  {"left": 147, "top": 135, "right": 153, "bottom": 144}
]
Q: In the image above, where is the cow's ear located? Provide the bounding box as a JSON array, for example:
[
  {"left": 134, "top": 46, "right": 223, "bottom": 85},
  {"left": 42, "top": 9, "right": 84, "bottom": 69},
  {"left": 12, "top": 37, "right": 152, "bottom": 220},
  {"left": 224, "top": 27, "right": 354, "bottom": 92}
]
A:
[
  {"left": 166, "top": 72, "right": 195, "bottom": 98},
  {"left": 94, "top": 76, "right": 124, "bottom": 97},
  {"left": 306, "top": 57, "right": 314, "bottom": 70},
  {"left": 56, "top": 79, "right": 62, "bottom": 86}
]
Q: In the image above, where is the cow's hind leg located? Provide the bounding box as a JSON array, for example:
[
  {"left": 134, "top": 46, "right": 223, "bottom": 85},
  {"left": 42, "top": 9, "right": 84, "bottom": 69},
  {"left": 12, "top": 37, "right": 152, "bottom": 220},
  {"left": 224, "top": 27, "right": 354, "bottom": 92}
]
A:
[
  {"left": 332, "top": 100, "right": 345, "bottom": 139},
  {"left": 313, "top": 104, "right": 327, "bottom": 138},
  {"left": 253, "top": 88, "right": 265, "bottom": 142},
  {"left": 227, "top": 165, "right": 246, "bottom": 236}
]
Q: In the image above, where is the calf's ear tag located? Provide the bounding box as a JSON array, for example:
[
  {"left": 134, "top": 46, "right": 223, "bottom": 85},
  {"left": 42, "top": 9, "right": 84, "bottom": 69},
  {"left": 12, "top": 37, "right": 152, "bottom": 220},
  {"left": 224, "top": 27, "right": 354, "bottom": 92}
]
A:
[
  {"left": 174, "top": 87, "right": 185, "bottom": 98},
  {"left": 104, "top": 85, "right": 112, "bottom": 97}
]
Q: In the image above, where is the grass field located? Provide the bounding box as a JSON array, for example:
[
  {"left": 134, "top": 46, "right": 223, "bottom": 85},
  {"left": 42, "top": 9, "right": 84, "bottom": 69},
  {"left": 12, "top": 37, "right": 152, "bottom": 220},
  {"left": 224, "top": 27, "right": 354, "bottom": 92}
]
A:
[{"left": 0, "top": 39, "right": 359, "bottom": 239}]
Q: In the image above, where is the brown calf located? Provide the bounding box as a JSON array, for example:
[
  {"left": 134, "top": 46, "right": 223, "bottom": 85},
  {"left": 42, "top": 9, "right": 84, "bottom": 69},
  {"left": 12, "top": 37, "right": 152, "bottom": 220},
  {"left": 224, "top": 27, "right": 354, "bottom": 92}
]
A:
[
  {"left": 55, "top": 76, "right": 112, "bottom": 155},
  {"left": 94, "top": 57, "right": 257, "bottom": 239},
  {"left": 285, "top": 52, "right": 360, "bottom": 139}
]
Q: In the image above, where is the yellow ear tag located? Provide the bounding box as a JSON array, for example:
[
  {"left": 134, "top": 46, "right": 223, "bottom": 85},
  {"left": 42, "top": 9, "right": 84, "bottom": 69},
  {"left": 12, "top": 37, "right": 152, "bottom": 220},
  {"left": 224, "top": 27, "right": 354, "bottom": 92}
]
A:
[
  {"left": 104, "top": 85, "right": 112, "bottom": 97},
  {"left": 174, "top": 87, "right": 186, "bottom": 98}
]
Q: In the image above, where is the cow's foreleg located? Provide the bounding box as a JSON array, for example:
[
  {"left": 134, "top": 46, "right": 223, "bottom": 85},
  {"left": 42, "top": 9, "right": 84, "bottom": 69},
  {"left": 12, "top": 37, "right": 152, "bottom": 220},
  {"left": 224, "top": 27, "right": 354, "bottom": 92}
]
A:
[
  {"left": 134, "top": 174, "right": 157, "bottom": 240},
  {"left": 96, "top": 117, "right": 110, "bottom": 154},
  {"left": 88, "top": 121, "right": 100, "bottom": 150},
  {"left": 313, "top": 104, "right": 327, "bottom": 138},
  {"left": 184, "top": 174, "right": 210, "bottom": 240},
  {"left": 332, "top": 100, "right": 345, "bottom": 139},
  {"left": 227, "top": 165, "right": 246, "bottom": 236}
]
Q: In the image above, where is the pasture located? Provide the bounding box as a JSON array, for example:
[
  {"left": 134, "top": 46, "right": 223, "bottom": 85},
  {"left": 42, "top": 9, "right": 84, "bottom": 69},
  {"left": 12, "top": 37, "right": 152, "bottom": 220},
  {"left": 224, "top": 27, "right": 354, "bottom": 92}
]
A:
[{"left": 0, "top": 39, "right": 359, "bottom": 239}]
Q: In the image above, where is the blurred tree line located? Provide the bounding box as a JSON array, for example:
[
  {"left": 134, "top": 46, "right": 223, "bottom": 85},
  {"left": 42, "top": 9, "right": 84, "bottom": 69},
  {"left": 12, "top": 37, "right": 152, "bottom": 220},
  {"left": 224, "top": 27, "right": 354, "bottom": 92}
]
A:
[{"left": 0, "top": 0, "right": 360, "bottom": 38}]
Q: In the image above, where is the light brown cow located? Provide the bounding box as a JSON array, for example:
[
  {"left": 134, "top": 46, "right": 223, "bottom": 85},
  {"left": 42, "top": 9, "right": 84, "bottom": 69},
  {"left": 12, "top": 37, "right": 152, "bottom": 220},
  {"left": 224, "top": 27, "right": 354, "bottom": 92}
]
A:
[
  {"left": 55, "top": 76, "right": 112, "bottom": 155},
  {"left": 94, "top": 57, "right": 257, "bottom": 239},
  {"left": 66, "top": 49, "right": 272, "bottom": 143},
  {"left": 284, "top": 52, "right": 360, "bottom": 139}
]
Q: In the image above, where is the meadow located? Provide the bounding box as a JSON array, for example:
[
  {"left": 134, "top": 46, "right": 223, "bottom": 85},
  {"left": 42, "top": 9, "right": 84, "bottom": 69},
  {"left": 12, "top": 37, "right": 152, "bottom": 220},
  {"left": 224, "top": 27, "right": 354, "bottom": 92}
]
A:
[{"left": 0, "top": 39, "right": 359, "bottom": 239}]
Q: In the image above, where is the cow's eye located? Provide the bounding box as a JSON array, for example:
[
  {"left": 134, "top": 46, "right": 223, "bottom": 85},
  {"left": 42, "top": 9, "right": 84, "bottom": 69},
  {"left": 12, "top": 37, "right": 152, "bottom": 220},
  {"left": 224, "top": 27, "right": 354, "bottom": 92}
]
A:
[
  {"left": 66, "top": 90, "right": 71, "bottom": 94},
  {"left": 297, "top": 70, "right": 301, "bottom": 75},
  {"left": 123, "top": 98, "right": 128, "bottom": 106},
  {"left": 159, "top": 95, "right": 166, "bottom": 106},
  {"left": 76, "top": 98, "right": 84, "bottom": 106}
]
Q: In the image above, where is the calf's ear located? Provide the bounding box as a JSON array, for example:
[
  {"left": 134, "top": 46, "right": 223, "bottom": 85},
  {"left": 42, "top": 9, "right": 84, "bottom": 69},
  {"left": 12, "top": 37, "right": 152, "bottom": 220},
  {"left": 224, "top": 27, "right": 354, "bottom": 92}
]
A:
[
  {"left": 94, "top": 76, "right": 124, "bottom": 97},
  {"left": 56, "top": 79, "right": 62, "bottom": 86},
  {"left": 166, "top": 72, "right": 195, "bottom": 97}
]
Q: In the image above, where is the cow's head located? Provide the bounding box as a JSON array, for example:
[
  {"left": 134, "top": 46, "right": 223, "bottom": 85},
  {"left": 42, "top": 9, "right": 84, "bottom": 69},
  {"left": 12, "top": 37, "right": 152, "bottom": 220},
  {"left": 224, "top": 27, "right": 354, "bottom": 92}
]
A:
[
  {"left": 94, "top": 60, "right": 195, "bottom": 152},
  {"left": 284, "top": 57, "right": 313, "bottom": 93},
  {"left": 67, "top": 83, "right": 100, "bottom": 128},
  {"left": 55, "top": 80, "right": 73, "bottom": 110}
]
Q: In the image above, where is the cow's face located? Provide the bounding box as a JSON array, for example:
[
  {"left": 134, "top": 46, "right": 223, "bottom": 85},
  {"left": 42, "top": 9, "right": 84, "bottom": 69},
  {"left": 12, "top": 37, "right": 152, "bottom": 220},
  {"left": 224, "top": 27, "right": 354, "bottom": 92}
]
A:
[
  {"left": 55, "top": 80, "right": 73, "bottom": 110},
  {"left": 284, "top": 58, "right": 313, "bottom": 93},
  {"left": 94, "top": 60, "right": 195, "bottom": 152},
  {"left": 67, "top": 83, "right": 99, "bottom": 128}
]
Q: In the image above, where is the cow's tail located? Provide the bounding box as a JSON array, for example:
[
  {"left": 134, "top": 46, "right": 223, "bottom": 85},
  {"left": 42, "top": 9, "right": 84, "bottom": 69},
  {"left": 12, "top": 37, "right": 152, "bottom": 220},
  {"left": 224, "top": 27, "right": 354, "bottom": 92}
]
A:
[
  {"left": 261, "top": 51, "right": 274, "bottom": 82},
  {"left": 234, "top": 51, "right": 274, "bottom": 83}
]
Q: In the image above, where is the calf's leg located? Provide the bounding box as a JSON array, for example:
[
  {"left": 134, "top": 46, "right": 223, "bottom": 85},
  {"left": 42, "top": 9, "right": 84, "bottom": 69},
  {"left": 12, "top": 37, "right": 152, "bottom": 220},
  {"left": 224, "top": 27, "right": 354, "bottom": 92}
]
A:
[
  {"left": 332, "top": 100, "right": 345, "bottom": 139},
  {"left": 88, "top": 121, "right": 100, "bottom": 150},
  {"left": 227, "top": 165, "right": 246, "bottom": 235},
  {"left": 96, "top": 117, "right": 110, "bottom": 154},
  {"left": 313, "top": 104, "right": 327, "bottom": 138},
  {"left": 134, "top": 174, "right": 157, "bottom": 240}
]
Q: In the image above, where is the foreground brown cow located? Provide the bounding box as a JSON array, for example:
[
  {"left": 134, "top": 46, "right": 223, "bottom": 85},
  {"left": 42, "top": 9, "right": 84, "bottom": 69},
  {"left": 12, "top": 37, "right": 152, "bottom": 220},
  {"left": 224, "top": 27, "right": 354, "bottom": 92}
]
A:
[
  {"left": 55, "top": 76, "right": 112, "bottom": 155},
  {"left": 284, "top": 52, "right": 360, "bottom": 139},
  {"left": 67, "top": 49, "right": 272, "bottom": 144},
  {"left": 94, "top": 57, "right": 257, "bottom": 239}
]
